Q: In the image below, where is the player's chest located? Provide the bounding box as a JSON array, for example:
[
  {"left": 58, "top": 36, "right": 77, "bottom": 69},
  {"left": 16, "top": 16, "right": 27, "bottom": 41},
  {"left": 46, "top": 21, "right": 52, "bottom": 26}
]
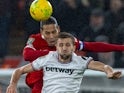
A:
[{"left": 43, "top": 61, "right": 84, "bottom": 76}]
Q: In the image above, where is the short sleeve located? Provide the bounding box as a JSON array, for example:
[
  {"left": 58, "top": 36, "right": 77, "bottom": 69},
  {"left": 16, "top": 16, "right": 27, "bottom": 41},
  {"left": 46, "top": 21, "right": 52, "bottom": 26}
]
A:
[
  {"left": 81, "top": 56, "right": 93, "bottom": 69},
  {"left": 32, "top": 56, "right": 47, "bottom": 70}
]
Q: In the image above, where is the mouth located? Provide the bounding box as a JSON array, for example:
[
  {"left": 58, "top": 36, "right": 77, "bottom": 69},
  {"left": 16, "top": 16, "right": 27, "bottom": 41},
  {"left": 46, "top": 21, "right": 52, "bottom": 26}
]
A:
[
  {"left": 62, "top": 50, "right": 68, "bottom": 54},
  {"left": 49, "top": 40, "right": 56, "bottom": 43},
  {"left": 48, "top": 40, "right": 56, "bottom": 46}
]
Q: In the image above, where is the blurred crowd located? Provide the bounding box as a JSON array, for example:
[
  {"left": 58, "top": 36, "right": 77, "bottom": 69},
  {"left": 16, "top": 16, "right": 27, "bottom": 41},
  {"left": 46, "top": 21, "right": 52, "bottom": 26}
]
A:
[{"left": 0, "top": 0, "right": 124, "bottom": 68}]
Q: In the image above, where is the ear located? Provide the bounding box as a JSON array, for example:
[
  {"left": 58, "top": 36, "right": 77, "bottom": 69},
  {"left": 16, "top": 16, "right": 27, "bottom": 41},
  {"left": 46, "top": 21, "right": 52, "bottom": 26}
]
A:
[
  {"left": 57, "top": 26, "right": 60, "bottom": 33},
  {"left": 40, "top": 28, "right": 43, "bottom": 34}
]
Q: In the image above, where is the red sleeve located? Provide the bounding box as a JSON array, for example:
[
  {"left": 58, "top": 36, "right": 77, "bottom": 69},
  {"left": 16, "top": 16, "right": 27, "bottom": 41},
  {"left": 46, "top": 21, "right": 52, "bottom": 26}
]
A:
[
  {"left": 23, "top": 47, "right": 49, "bottom": 62},
  {"left": 83, "top": 42, "right": 124, "bottom": 52}
]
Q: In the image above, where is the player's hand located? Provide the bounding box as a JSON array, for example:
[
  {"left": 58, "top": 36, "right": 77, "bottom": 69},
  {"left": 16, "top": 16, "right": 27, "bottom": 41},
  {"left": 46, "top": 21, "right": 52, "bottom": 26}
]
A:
[
  {"left": 6, "top": 84, "right": 17, "bottom": 93},
  {"left": 107, "top": 71, "right": 122, "bottom": 79}
]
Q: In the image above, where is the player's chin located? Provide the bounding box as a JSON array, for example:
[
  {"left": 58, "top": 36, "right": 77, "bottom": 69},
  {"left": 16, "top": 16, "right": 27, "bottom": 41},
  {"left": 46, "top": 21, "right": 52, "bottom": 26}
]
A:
[{"left": 49, "top": 42, "right": 56, "bottom": 46}]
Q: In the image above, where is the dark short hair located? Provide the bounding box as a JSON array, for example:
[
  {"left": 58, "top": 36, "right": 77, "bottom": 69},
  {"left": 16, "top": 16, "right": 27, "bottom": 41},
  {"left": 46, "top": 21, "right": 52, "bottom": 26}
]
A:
[
  {"left": 57, "top": 32, "right": 75, "bottom": 45},
  {"left": 40, "top": 16, "right": 58, "bottom": 29},
  {"left": 91, "top": 8, "right": 104, "bottom": 17}
]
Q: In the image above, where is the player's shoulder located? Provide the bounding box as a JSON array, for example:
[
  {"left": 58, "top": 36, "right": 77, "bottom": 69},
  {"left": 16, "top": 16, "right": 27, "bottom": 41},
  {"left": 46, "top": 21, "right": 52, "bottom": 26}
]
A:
[
  {"left": 29, "top": 33, "right": 41, "bottom": 38},
  {"left": 28, "top": 33, "right": 41, "bottom": 41},
  {"left": 37, "top": 51, "right": 56, "bottom": 60},
  {"left": 26, "top": 33, "right": 40, "bottom": 44},
  {"left": 73, "top": 53, "right": 93, "bottom": 62},
  {"left": 81, "top": 56, "right": 93, "bottom": 61},
  {"left": 47, "top": 51, "right": 58, "bottom": 59},
  {"left": 41, "top": 51, "right": 58, "bottom": 62},
  {"left": 72, "top": 53, "right": 82, "bottom": 61},
  {"left": 48, "top": 51, "right": 58, "bottom": 56}
]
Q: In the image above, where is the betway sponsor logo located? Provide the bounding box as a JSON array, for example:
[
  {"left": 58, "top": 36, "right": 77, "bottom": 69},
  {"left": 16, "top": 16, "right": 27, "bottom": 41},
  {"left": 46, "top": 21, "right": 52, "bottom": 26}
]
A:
[{"left": 45, "top": 67, "right": 74, "bottom": 75}]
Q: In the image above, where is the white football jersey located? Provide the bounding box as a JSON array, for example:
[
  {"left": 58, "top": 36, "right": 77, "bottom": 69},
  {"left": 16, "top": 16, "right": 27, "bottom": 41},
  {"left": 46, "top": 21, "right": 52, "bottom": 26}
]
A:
[{"left": 32, "top": 51, "right": 93, "bottom": 93}]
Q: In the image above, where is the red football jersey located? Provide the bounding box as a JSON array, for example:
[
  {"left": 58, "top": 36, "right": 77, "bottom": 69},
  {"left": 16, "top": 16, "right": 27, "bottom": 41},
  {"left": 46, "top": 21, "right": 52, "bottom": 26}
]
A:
[{"left": 24, "top": 33, "right": 55, "bottom": 87}]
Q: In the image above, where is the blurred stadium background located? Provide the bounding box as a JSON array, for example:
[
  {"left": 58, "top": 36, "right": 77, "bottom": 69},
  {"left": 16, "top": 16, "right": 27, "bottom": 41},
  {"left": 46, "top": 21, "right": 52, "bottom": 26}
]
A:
[{"left": 0, "top": 0, "right": 124, "bottom": 93}]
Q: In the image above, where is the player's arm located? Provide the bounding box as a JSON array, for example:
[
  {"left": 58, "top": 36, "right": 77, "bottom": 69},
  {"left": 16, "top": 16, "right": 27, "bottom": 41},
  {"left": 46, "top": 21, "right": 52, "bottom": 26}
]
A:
[
  {"left": 23, "top": 36, "right": 49, "bottom": 62},
  {"left": 6, "top": 64, "right": 34, "bottom": 93},
  {"left": 83, "top": 42, "right": 124, "bottom": 52},
  {"left": 87, "top": 60, "right": 122, "bottom": 79},
  {"left": 23, "top": 47, "right": 49, "bottom": 62},
  {"left": 75, "top": 38, "right": 124, "bottom": 52}
]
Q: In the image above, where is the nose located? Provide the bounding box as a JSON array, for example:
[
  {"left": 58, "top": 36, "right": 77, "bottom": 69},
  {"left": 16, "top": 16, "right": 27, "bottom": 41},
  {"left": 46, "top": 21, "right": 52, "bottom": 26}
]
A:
[
  {"left": 49, "top": 33, "right": 54, "bottom": 38},
  {"left": 62, "top": 45, "right": 67, "bottom": 50}
]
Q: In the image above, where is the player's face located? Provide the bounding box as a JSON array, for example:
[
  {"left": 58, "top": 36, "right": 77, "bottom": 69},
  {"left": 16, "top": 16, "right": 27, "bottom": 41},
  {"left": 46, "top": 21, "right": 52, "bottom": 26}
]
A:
[
  {"left": 41, "top": 24, "right": 60, "bottom": 46},
  {"left": 56, "top": 38, "right": 75, "bottom": 61}
]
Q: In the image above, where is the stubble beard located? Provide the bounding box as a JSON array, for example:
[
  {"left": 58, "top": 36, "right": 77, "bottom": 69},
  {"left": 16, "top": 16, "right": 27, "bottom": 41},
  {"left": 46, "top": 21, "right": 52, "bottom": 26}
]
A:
[{"left": 60, "top": 54, "right": 71, "bottom": 61}]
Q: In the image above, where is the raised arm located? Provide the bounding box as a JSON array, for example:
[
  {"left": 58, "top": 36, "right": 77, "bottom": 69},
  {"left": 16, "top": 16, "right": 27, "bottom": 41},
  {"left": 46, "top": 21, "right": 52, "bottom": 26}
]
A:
[
  {"left": 6, "top": 64, "right": 33, "bottom": 93},
  {"left": 83, "top": 42, "right": 124, "bottom": 52},
  {"left": 88, "top": 60, "right": 122, "bottom": 79}
]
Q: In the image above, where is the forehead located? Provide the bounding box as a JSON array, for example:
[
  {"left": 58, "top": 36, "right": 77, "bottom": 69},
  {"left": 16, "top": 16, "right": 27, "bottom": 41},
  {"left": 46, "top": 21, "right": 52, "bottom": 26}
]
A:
[
  {"left": 57, "top": 38, "right": 72, "bottom": 43},
  {"left": 42, "top": 24, "right": 57, "bottom": 31}
]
